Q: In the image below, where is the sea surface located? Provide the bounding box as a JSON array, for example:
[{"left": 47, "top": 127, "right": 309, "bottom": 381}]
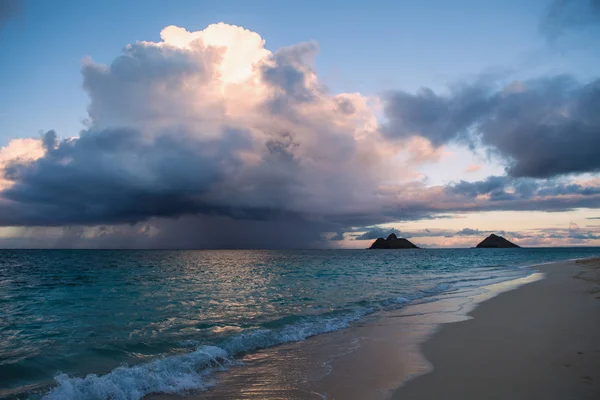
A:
[{"left": 1, "top": 247, "right": 599, "bottom": 399}]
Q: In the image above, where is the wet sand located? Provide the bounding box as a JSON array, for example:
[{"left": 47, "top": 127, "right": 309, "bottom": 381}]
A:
[{"left": 393, "top": 258, "right": 600, "bottom": 400}]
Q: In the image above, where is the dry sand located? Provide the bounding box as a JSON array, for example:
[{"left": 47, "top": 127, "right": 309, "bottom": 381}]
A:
[{"left": 393, "top": 258, "right": 600, "bottom": 400}]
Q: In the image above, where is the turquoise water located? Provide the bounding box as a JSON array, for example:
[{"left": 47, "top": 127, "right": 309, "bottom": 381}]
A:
[{"left": 1, "top": 248, "right": 599, "bottom": 399}]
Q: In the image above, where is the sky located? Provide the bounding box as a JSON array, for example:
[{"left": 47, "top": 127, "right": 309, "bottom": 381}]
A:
[{"left": 0, "top": 0, "right": 599, "bottom": 248}]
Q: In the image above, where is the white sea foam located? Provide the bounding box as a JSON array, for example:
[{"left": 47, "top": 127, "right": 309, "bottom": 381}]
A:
[
  {"left": 43, "top": 346, "right": 228, "bottom": 400},
  {"left": 422, "top": 282, "right": 452, "bottom": 294},
  {"left": 41, "top": 310, "right": 374, "bottom": 400}
]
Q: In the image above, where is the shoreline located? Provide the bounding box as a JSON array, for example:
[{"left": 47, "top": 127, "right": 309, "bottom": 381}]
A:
[
  {"left": 25, "top": 256, "right": 600, "bottom": 400},
  {"left": 166, "top": 258, "right": 600, "bottom": 400},
  {"left": 393, "top": 257, "right": 600, "bottom": 399},
  {"left": 152, "top": 259, "right": 554, "bottom": 400}
]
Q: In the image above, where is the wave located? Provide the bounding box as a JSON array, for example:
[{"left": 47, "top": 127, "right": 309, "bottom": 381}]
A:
[
  {"left": 40, "top": 271, "right": 528, "bottom": 400},
  {"left": 43, "top": 346, "right": 228, "bottom": 400},
  {"left": 41, "top": 313, "right": 370, "bottom": 400}
]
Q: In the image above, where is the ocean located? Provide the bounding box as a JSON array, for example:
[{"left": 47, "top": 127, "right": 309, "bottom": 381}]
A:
[{"left": 1, "top": 247, "right": 599, "bottom": 399}]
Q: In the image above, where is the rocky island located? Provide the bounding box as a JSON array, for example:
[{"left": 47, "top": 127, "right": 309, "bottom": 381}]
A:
[
  {"left": 476, "top": 233, "right": 520, "bottom": 248},
  {"left": 369, "top": 233, "right": 419, "bottom": 249}
]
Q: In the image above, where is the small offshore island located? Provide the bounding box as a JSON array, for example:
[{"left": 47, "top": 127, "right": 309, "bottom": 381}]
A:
[
  {"left": 369, "top": 233, "right": 419, "bottom": 249},
  {"left": 476, "top": 234, "right": 520, "bottom": 248}
]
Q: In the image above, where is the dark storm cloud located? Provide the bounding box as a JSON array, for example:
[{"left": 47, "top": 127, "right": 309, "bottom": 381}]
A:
[
  {"left": 140, "top": 215, "right": 334, "bottom": 249},
  {"left": 540, "top": 0, "right": 600, "bottom": 40},
  {"left": 383, "top": 76, "right": 600, "bottom": 178},
  {"left": 382, "top": 80, "right": 493, "bottom": 147},
  {"left": 3, "top": 135, "right": 599, "bottom": 246},
  {"left": 0, "top": 215, "right": 334, "bottom": 249},
  {"left": 0, "top": 128, "right": 257, "bottom": 226},
  {"left": 3, "top": 127, "right": 599, "bottom": 244},
  {"left": 485, "top": 77, "right": 600, "bottom": 178}
]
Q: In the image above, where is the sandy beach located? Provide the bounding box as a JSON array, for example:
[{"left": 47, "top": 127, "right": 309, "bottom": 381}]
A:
[{"left": 394, "top": 257, "right": 600, "bottom": 400}]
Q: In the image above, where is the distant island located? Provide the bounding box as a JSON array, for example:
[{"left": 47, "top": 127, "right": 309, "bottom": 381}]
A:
[
  {"left": 369, "top": 233, "right": 419, "bottom": 249},
  {"left": 476, "top": 234, "right": 520, "bottom": 248}
]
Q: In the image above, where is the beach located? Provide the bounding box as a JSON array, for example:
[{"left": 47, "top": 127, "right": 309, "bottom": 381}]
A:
[
  {"left": 154, "top": 257, "right": 600, "bottom": 400},
  {"left": 393, "top": 257, "right": 600, "bottom": 400}
]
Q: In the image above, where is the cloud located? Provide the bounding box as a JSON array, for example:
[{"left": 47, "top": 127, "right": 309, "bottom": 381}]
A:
[
  {"left": 382, "top": 79, "right": 493, "bottom": 147},
  {"left": 1, "top": 128, "right": 253, "bottom": 226},
  {"left": 0, "top": 137, "right": 45, "bottom": 190},
  {"left": 447, "top": 175, "right": 600, "bottom": 200},
  {"left": 540, "top": 0, "right": 600, "bottom": 41},
  {"left": 0, "top": 215, "right": 334, "bottom": 249},
  {"left": 353, "top": 227, "right": 402, "bottom": 240},
  {"left": 1, "top": 22, "right": 600, "bottom": 248},
  {"left": 455, "top": 228, "right": 483, "bottom": 236},
  {"left": 536, "top": 182, "right": 600, "bottom": 196},
  {"left": 464, "top": 164, "right": 481, "bottom": 173},
  {"left": 566, "top": 220, "right": 600, "bottom": 239},
  {"left": 514, "top": 222, "right": 600, "bottom": 244},
  {"left": 0, "top": 23, "right": 431, "bottom": 247},
  {"left": 446, "top": 175, "right": 512, "bottom": 199},
  {"left": 383, "top": 76, "right": 600, "bottom": 178},
  {"left": 444, "top": 175, "right": 600, "bottom": 212}
]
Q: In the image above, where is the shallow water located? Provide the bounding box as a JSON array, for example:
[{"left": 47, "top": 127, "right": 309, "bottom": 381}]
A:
[{"left": 1, "top": 248, "right": 599, "bottom": 399}]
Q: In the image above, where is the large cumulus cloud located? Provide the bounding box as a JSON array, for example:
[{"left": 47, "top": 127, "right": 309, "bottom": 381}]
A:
[{"left": 0, "top": 23, "right": 430, "bottom": 246}]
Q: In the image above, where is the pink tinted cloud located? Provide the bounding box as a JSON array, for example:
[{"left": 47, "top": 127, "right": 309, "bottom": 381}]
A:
[{"left": 464, "top": 164, "right": 482, "bottom": 173}]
